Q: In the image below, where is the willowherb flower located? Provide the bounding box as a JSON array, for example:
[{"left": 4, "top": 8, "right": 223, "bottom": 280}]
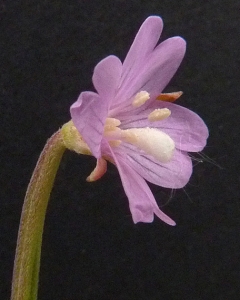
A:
[{"left": 70, "top": 16, "right": 208, "bottom": 225}]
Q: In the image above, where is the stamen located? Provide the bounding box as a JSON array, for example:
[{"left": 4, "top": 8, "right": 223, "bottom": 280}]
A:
[
  {"left": 148, "top": 108, "right": 171, "bottom": 122},
  {"left": 104, "top": 127, "right": 121, "bottom": 138},
  {"left": 104, "top": 118, "right": 121, "bottom": 132},
  {"left": 103, "top": 118, "right": 122, "bottom": 148},
  {"left": 157, "top": 91, "right": 183, "bottom": 102},
  {"left": 109, "top": 140, "right": 122, "bottom": 147},
  {"left": 105, "top": 118, "right": 121, "bottom": 127},
  {"left": 119, "top": 129, "right": 139, "bottom": 144},
  {"left": 132, "top": 91, "right": 150, "bottom": 107}
]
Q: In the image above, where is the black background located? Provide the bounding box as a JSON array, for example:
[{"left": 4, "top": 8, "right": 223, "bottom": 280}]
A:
[{"left": 1, "top": 1, "right": 240, "bottom": 299}]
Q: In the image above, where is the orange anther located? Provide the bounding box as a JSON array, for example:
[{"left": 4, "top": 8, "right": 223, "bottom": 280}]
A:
[{"left": 157, "top": 91, "right": 183, "bottom": 102}]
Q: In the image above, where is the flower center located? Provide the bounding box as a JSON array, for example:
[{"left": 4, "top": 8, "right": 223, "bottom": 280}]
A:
[
  {"left": 103, "top": 119, "right": 175, "bottom": 163},
  {"left": 104, "top": 118, "right": 122, "bottom": 147},
  {"left": 104, "top": 91, "right": 175, "bottom": 162}
]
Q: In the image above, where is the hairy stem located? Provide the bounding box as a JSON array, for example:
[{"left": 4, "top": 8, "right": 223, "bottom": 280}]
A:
[{"left": 11, "top": 130, "right": 66, "bottom": 300}]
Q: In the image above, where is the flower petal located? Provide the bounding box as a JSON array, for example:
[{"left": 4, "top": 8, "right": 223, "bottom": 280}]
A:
[
  {"left": 118, "top": 100, "right": 209, "bottom": 152},
  {"left": 92, "top": 55, "right": 122, "bottom": 103},
  {"left": 120, "top": 16, "right": 163, "bottom": 92},
  {"left": 121, "top": 143, "right": 192, "bottom": 189},
  {"left": 139, "top": 37, "right": 186, "bottom": 99},
  {"left": 103, "top": 142, "right": 176, "bottom": 225},
  {"left": 70, "top": 91, "right": 108, "bottom": 158},
  {"left": 112, "top": 37, "right": 186, "bottom": 112}
]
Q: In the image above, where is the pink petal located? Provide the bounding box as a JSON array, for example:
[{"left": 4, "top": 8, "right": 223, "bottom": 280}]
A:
[
  {"left": 159, "top": 105, "right": 208, "bottom": 152},
  {"left": 120, "top": 143, "right": 192, "bottom": 189},
  {"left": 118, "top": 100, "right": 209, "bottom": 152},
  {"left": 139, "top": 37, "right": 186, "bottom": 99},
  {"left": 70, "top": 91, "right": 109, "bottom": 158},
  {"left": 120, "top": 16, "right": 163, "bottom": 94},
  {"left": 92, "top": 55, "right": 122, "bottom": 103},
  {"left": 112, "top": 37, "right": 186, "bottom": 113},
  {"left": 103, "top": 142, "right": 176, "bottom": 225}
]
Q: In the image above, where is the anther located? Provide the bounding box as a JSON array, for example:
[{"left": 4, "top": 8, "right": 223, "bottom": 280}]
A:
[
  {"left": 148, "top": 108, "right": 171, "bottom": 122},
  {"left": 157, "top": 91, "right": 183, "bottom": 102},
  {"left": 120, "top": 129, "right": 139, "bottom": 144},
  {"left": 109, "top": 140, "right": 122, "bottom": 147},
  {"left": 132, "top": 91, "right": 150, "bottom": 107},
  {"left": 104, "top": 118, "right": 121, "bottom": 132}
]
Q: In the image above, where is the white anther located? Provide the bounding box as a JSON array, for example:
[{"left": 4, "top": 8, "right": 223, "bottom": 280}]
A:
[
  {"left": 148, "top": 108, "right": 171, "bottom": 122},
  {"left": 132, "top": 91, "right": 150, "bottom": 107},
  {"left": 119, "top": 129, "right": 139, "bottom": 144},
  {"left": 103, "top": 118, "right": 122, "bottom": 148},
  {"left": 105, "top": 118, "right": 121, "bottom": 127},
  {"left": 109, "top": 140, "right": 122, "bottom": 147},
  {"left": 104, "top": 118, "right": 121, "bottom": 132},
  {"left": 104, "top": 127, "right": 121, "bottom": 138}
]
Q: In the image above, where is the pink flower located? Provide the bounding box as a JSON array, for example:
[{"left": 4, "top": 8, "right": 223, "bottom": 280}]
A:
[{"left": 70, "top": 16, "right": 208, "bottom": 225}]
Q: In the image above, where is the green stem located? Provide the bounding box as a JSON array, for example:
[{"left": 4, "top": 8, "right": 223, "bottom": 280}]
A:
[{"left": 11, "top": 130, "right": 66, "bottom": 300}]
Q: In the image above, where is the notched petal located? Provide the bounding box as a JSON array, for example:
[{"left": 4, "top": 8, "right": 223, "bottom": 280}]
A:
[
  {"left": 105, "top": 143, "right": 176, "bottom": 225},
  {"left": 93, "top": 55, "right": 122, "bottom": 102}
]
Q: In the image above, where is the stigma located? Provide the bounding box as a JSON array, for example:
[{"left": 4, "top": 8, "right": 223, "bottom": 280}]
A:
[{"left": 120, "top": 127, "right": 175, "bottom": 163}]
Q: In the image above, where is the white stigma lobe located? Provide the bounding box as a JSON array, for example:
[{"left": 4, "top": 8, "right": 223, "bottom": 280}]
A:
[{"left": 121, "top": 127, "right": 175, "bottom": 163}]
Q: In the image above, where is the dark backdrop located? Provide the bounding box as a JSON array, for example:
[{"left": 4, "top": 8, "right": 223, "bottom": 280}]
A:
[{"left": 1, "top": 1, "right": 240, "bottom": 299}]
